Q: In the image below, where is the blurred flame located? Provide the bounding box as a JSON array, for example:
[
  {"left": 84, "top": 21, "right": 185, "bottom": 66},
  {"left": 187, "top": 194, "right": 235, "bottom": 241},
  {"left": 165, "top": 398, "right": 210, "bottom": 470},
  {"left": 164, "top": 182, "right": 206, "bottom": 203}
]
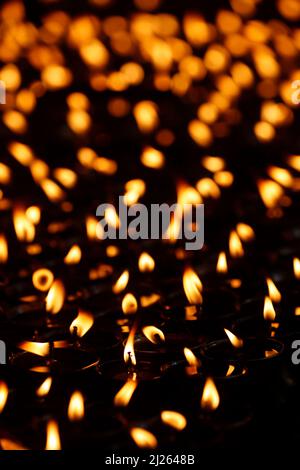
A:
[
  {"left": 183, "top": 267, "right": 203, "bottom": 305},
  {"left": 86, "top": 215, "right": 98, "bottom": 240},
  {"left": 161, "top": 411, "right": 187, "bottom": 431},
  {"left": 13, "top": 207, "right": 35, "bottom": 242},
  {"left": 142, "top": 326, "right": 165, "bottom": 344},
  {"left": 36, "top": 377, "right": 52, "bottom": 397},
  {"left": 130, "top": 427, "right": 157, "bottom": 449},
  {"left": 294, "top": 258, "right": 300, "bottom": 280},
  {"left": 45, "top": 279, "right": 65, "bottom": 314},
  {"left": 226, "top": 365, "right": 235, "bottom": 377},
  {"left": 18, "top": 341, "right": 49, "bottom": 356},
  {"left": 141, "top": 146, "right": 165, "bottom": 169},
  {"left": 229, "top": 230, "right": 244, "bottom": 258},
  {"left": 201, "top": 377, "right": 220, "bottom": 411},
  {"left": 32, "top": 268, "right": 54, "bottom": 292},
  {"left": 68, "top": 391, "right": 85, "bottom": 421},
  {"left": 113, "top": 270, "right": 129, "bottom": 294},
  {"left": 122, "top": 293, "right": 138, "bottom": 314},
  {"left": 216, "top": 251, "right": 228, "bottom": 273},
  {"left": 105, "top": 206, "right": 120, "bottom": 229},
  {"left": 183, "top": 347, "right": 200, "bottom": 376},
  {"left": 264, "top": 296, "right": 276, "bottom": 321},
  {"left": 133, "top": 101, "right": 159, "bottom": 133},
  {"left": 69, "top": 310, "right": 94, "bottom": 337},
  {"left": 0, "top": 234, "right": 8, "bottom": 263},
  {"left": 140, "top": 293, "right": 160, "bottom": 307},
  {"left": 236, "top": 223, "right": 255, "bottom": 242},
  {"left": 45, "top": 420, "right": 61, "bottom": 450},
  {"left": 64, "top": 244, "right": 82, "bottom": 264},
  {"left": 114, "top": 375, "right": 137, "bottom": 407},
  {"left": 0, "top": 439, "right": 28, "bottom": 450},
  {"left": 26, "top": 206, "right": 41, "bottom": 225},
  {"left": 257, "top": 179, "right": 283, "bottom": 208},
  {"left": 266, "top": 278, "right": 281, "bottom": 303},
  {"left": 138, "top": 252, "right": 155, "bottom": 272},
  {"left": 224, "top": 328, "right": 243, "bottom": 348},
  {"left": 0, "top": 381, "right": 8, "bottom": 413}
]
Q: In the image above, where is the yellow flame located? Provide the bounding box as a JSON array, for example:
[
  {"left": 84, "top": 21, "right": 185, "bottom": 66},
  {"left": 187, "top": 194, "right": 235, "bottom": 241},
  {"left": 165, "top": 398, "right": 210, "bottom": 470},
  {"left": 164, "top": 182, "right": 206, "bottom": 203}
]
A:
[
  {"left": 133, "top": 101, "right": 159, "bottom": 133},
  {"left": 226, "top": 365, "right": 235, "bottom": 377},
  {"left": 294, "top": 258, "right": 300, "bottom": 280},
  {"left": 45, "top": 420, "right": 61, "bottom": 450},
  {"left": 69, "top": 310, "right": 94, "bottom": 337},
  {"left": 64, "top": 244, "right": 82, "bottom": 264},
  {"left": 113, "top": 270, "right": 129, "bottom": 294},
  {"left": 236, "top": 223, "right": 255, "bottom": 242},
  {"left": 266, "top": 278, "right": 281, "bottom": 303},
  {"left": 0, "top": 439, "right": 28, "bottom": 450},
  {"left": 0, "top": 382, "right": 8, "bottom": 413},
  {"left": 216, "top": 251, "right": 228, "bottom": 273},
  {"left": 183, "top": 267, "right": 203, "bottom": 305},
  {"left": 141, "top": 146, "right": 165, "bottom": 169},
  {"left": 138, "top": 252, "right": 155, "bottom": 272},
  {"left": 114, "top": 376, "right": 138, "bottom": 407},
  {"left": 267, "top": 166, "right": 293, "bottom": 188},
  {"left": 142, "top": 326, "right": 165, "bottom": 344},
  {"left": 68, "top": 391, "right": 85, "bottom": 421},
  {"left": 224, "top": 328, "right": 243, "bottom": 348},
  {"left": 18, "top": 341, "right": 49, "bottom": 356},
  {"left": 122, "top": 293, "right": 138, "bottom": 314},
  {"left": 257, "top": 179, "right": 283, "bottom": 208},
  {"left": 86, "top": 215, "right": 98, "bottom": 240},
  {"left": 229, "top": 230, "right": 244, "bottom": 258},
  {"left": 161, "top": 411, "right": 187, "bottom": 431},
  {"left": 130, "top": 427, "right": 158, "bottom": 449},
  {"left": 140, "top": 293, "right": 161, "bottom": 307},
  {"left": 0, "top": 234, "right": 8, "bottom": 263},
  {"left": 264, "top": 296, "right": 276, "bottom": 321},
  {"left": 13, "top": 207, "right": 35, "bottom": 242},
  {"left": 45, "top": 279, "right": 65, "bottom": 314},
  {"left": 201, "top": 377, "right": 220, "bottom": 411},
  {"left": 124, "top": 324, "right": 137, "bottom": 366},
  {"left": 36, "top": 377, "right": 52, "bottom": 397},
  {"left": 105, "top": 206, "right": 120, "bottom": 229},
  {"left": 32, "top": 268, "right": 54, "bottom": 292}
]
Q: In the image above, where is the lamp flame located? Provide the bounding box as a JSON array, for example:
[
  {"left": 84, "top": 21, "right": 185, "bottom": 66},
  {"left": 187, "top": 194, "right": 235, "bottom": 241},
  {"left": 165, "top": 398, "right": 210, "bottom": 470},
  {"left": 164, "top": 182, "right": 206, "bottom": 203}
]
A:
[
  {"left": 229, "top": 230, "right": 244, "bottom": 258},
  {"left": 161, "top": 411, "right": 187, "bottom": 431},
  {"left": 183, "top": 267, "right": 203, "bottom": 305},
  {"left": 266, "top": 277, "right": 281, "bottom": 303},
  {"left": 264, "top": 296, "right": 276, "bottom": 321},
  {"left": 45, "top": 420, "right": 61, "bottom": 450},
  {"left": 130, "top": 427, "right": 158, "bottom": 449},
  {"left": 294, "top": 258, "right": 300, "bottom": 280},
  {"left": 69, "top": 310, "right": 94, "bottom": 337},
  {"left": 216, "top": 251, "right": 228, "bottom": 273},
  {"left": 224, "top": 328, "right": 243, "bottom": 348},
  {"left": 124, "top": 324, "right": 137, "bottom": 366},
  {"left": 45, "top": 279, "right": 65, "bottom": 314},
  {"left": 0, "top": 234, "right": 8, "bottom": 263},
  {"left": 18, "top": 341, "right": 49, "bottom": 356},
  {"left": 64, "top": 244, "right": 82, "bottom": 264},
  {"left": 68, "top": 391, "right": 85, "bottom": 421},
  {"left": 201, "top": 377, "right": 220, "bottom": 411},
  {"left": 138, "top": 252, "right": 155, "bottom": 272},
  {"left": 0, "top": 381, "right": 8, "bottom": 413},
  {"left": 113, "top": 270, "right": 129, "bottom": 294},
  {"left": 36, "top": 377, "right": 52, "bottom": 397},
  {"left": 13, "top": 207, "right": 35, "bottom": 242},
  {"left": 114, "top": 375, "right": 138, "bottom": 407},
  {"left": 122, "top": 293, "right": 138, "bottom": 314},
  {"left": 142, "top": 326, "right": 165, "bottom": 344}
]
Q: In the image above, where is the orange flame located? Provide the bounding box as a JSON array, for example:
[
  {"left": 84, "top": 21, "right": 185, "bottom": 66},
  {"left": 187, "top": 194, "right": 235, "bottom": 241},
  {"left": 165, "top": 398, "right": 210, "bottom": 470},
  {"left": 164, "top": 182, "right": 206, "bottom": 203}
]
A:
[
  {"left": 68, "top": 391, "right": 85, "bottom": 421},
  {"left": 45, "top": 420, "right": 61, "bottom": 450},
  {"left": 18, "top": 341, "right": 49, "bottom": 356},
  {"left": 45, "top": 279, "right": 65, "bottom": 314},
  {"left": 183, "top": 267, "right": 203, "bottom": 305},
  {"left": 130, "top": 427, "right": 158, "bottom": 449},
  {"left": 257, "top": 179, "right": 283, "bottom": 208},
  {"left": 32, "top": 268, "right": 54, "bottom": 292},
  {"left": 0, "top": 381, "right": 8, "bottom": 413},
  {"left": 266, "top": 278, "right": 281, "bottom": 303},
  {"left": 224, "top": 328, "right": 243, "bottom": 348},
  {"left": 64, "top": 244, "right": 82, "bottom": 264},
  {"left": 226, "top": 365, "right": 235, "bottom": 377},
  {"left": 161, "top": 411, "right": 187, "bottom": 431},
  {"left": 236, "top": 223, "right": 255, "bottom": 242},
  {"left": 36, "top": 377, "right": 52, "bottom": 397},
  {"left": 114, "top": 375, "right": 138, "bottom": 407},
  {"left": 113, "top": 270, "right": 129, "bottom": 294},
  {"left": 201, "top": 377, "right": 220, "bottom": 411},
  {"left": 183, "top": 347, "right": 200, "bottom": 367},
  {"left": 0, "top": 234, "right": 8, "bottom": 263},
  {"left": 0, "top": 439, "right": 28, "bottom": 450},
  {"left": 216, "top": 251, "right": 228, "bottom": 273},
  {"left": 264, "top": 296, "right": 276, "bottom": 321},
  {"left": 122, "top": 293, "right": 138, "bottom": 314},
  {"left": 13, "top": 207, "right": 35, "bottom": 242},
  {"left": 294, "top": 258, "right": 300, "bottom": 280},
  {"left": 142, "top": 326, "right": 165, "bottom": 344},
  {"left": 140, "top": 293, "right": 161, "bottom": 307},
  {"left": 69, "top": 310, "right": 94, "bottom": 337},
  {"left": 138, "top": 252, "right": 155, "bottom": 272},
  {"left": 124, "top": 324, "right": 137, "bottom": 366},
  {"left": 86, "top": 215, "right": 98, "bottom": 240},
  {"left": 229, "top": 230, "right": 244, "bottom": 258}
]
